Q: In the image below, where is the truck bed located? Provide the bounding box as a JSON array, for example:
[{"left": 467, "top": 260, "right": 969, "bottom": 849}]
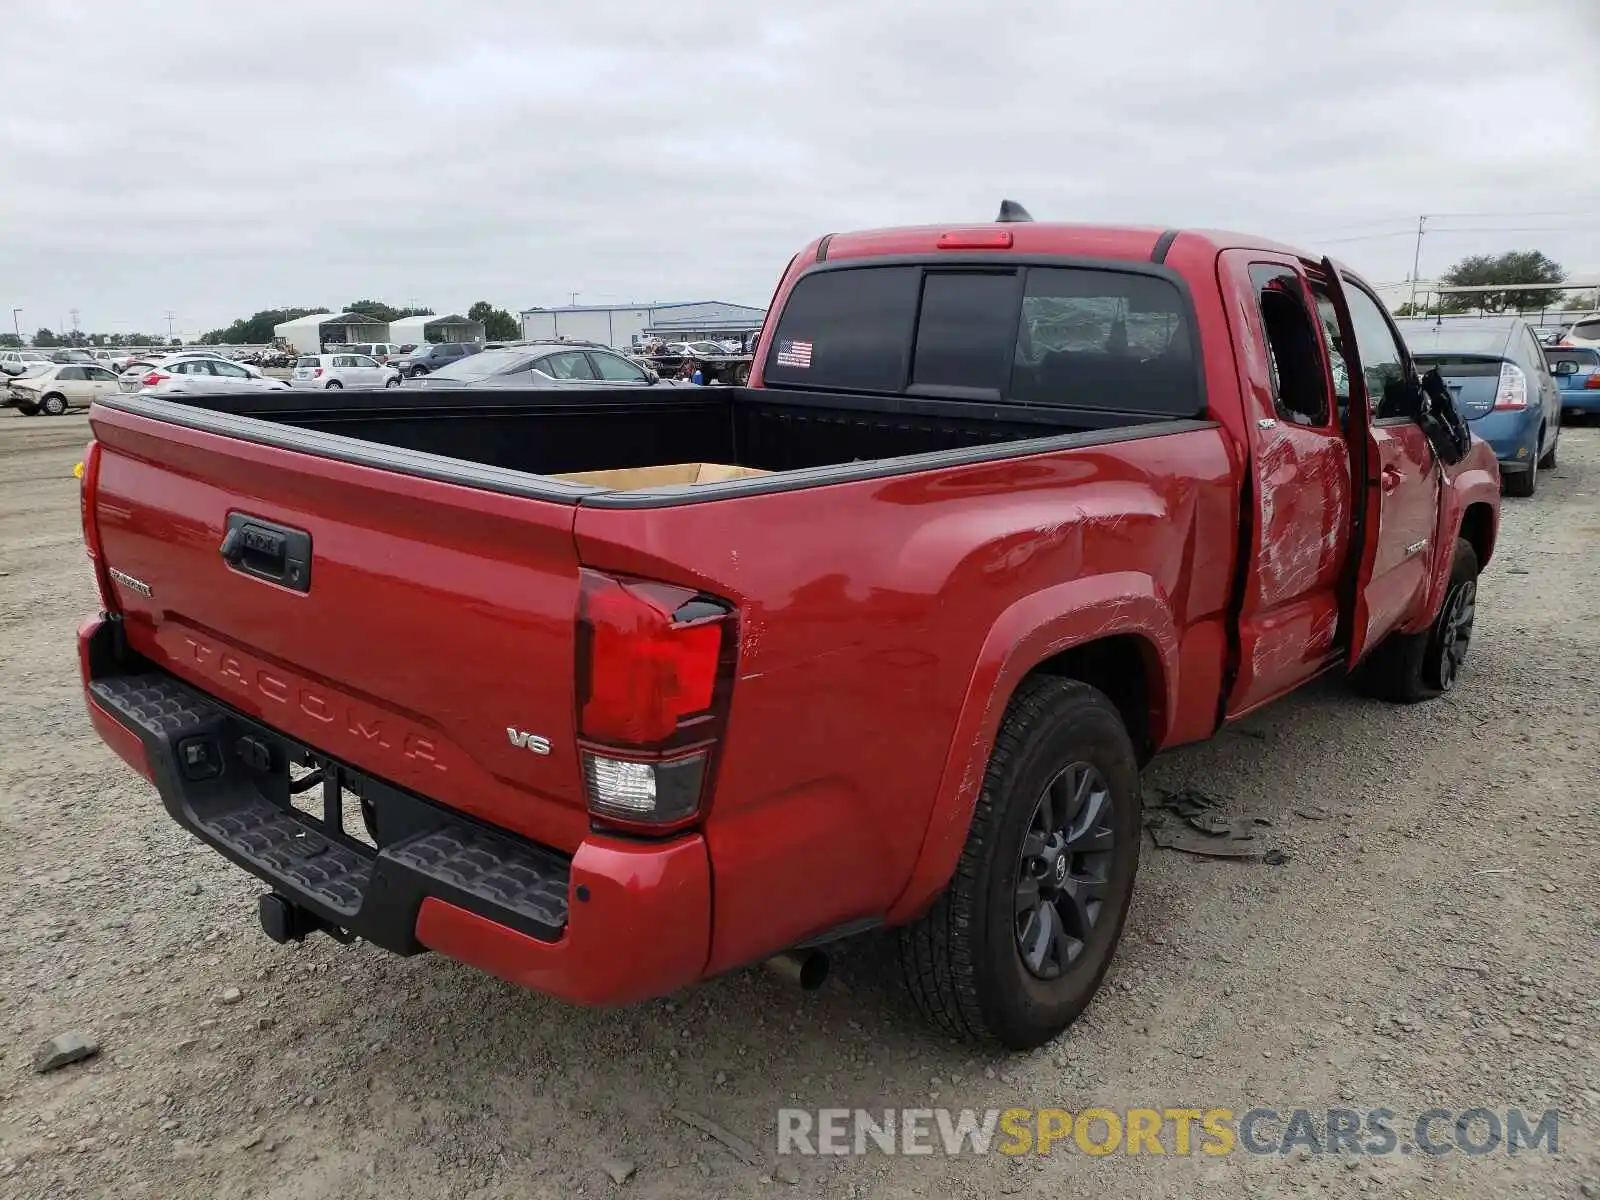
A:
[{"left": 100, "top": 385, "right": 1190, "bottom": 503}]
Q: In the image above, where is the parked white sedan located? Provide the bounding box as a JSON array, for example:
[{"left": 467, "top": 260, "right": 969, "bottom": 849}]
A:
[
  {"left": 4, "top": 362, "right": 123, "bottom": 415},
  {"left": 290, "top": 353, "right": 401, "bottom": 390},
  {"left": 134, "top": 355, "right": 290, "bottom": 397}
]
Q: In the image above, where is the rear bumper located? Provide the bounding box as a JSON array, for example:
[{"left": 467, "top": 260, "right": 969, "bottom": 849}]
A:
[
  {"left": 77, "top": 613, "right": 711, "bottom": 1006},
  {"left": 1557, "top": 390, "right": 1600, "bottom": 414},
  {"left": 1468, "top": 409, "right": 1541, "bottom": 469}
]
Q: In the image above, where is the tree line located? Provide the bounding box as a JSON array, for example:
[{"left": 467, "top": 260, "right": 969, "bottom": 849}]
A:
[{"left": 1395, "top": 251, "right": 1597, "bottom": 317}]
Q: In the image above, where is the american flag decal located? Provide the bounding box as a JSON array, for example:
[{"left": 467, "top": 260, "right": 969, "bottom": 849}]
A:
[{"left": 775, "top": 339, "right": 813, "bottom": 368}]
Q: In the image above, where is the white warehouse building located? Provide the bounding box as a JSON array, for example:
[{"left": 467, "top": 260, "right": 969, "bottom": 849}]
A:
[{"left": 517, "top": 300, "right": 766, "bottom": 350}]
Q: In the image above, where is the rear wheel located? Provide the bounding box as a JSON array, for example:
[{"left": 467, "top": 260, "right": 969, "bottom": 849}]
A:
[
  {"left": 410, "top": 366, "right": 428, "bottom": 378},
  {"left": 384, "top": 376, "right": 401, "bottom": 388},
  {"left": 1505, "top": 445, "right": 1538, "bottom": 498},
  {"left": 898, "top": 677, "right": 1140, "bottom": 1048},
  {"left": 1538, "top": 426, "right": 1558, "bottom": 470},
  {"left": 1356, "top": 538, "right": 1479, "bottom": 703},
  {"left": 39, "top": 393, "right": 68, "bottom": 416},
  {"left": 325, "top": 380, "right": 343, "bottom": 390}
]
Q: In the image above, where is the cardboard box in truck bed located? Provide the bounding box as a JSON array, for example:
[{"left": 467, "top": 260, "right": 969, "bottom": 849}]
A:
[{"left": 552, "top": 462, "right": 772, "bottom": 489}]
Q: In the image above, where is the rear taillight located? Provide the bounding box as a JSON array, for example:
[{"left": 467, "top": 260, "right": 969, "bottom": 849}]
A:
[
  {"left": 79, "top": 439, "right": 115, "bottom": 609},
  {"left": 142, "top": 371, "right": 167, "bottom": 387},
  {"left": 575, "top": 569, "right": 736, "bottom": 831},
  {"left": 313, "top": 367, "right": 324, "bottom": 378},
  {"left": 1585, "top": 374, "right": 1600, "bottom": 390},
  {"left": 1492, "top": 362, "right": 1528, "bottom": 410}
]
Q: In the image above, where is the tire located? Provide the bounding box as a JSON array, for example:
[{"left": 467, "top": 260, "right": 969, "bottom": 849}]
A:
[
  {"left": 324, "top": 380, "right": 343, "bottom": 390},
  {"left": 1538, "top": 428, "right": 1558, "bottom": 470},
  {"left": 1356, "top": 538, "right": 1479, "bottom": 704},
  {"left": 16, "top": 404, "right": 39, "bottom": 417},
  {"left": 1504, "top": 446, "right": 1538, "bottom": 498},
  {"left": 409, "top": 366, "right": 428, "bottom": 378},
  {"left": 384, "top": 376, "right": 401, "bottom": 389},
  {"left": 897, "top": 676, "right": 1141, "bottom": 1049},
  {"left": 39, "top": 393, "right": 69, "bottom": 416}
]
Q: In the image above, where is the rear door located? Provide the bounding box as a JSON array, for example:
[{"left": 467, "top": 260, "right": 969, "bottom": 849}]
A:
[
  {"left": 84, "top": 365, "right": 122, "bottom": 399},
  {"left": 55, "top": 366, "right": 93, "bottom": 405},
  {"left": 352, "top": 354, "right": 384, "bottom": 388},
  {"left": 1219, "top": 252, "right": 1354, "bottom": 715},
  {"left": 1311, "top": 263, "right": 1442, "bottom": 667},
  {"left": 90, "top": 410, "right": 593, "bottom": 850}
]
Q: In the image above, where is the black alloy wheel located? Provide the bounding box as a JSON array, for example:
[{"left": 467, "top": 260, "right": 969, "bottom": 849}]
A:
[
  {"left": 1432, "top": 577, "right": 1476, "bottom": 693},
  {"left": 1013, "top": 762, "right": 1116, "bottom": 980}
]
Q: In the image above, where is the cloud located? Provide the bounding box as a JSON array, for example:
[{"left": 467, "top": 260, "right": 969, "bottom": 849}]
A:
[{"left": 1, "top": 0, "right": 1595, "bottom": 338}]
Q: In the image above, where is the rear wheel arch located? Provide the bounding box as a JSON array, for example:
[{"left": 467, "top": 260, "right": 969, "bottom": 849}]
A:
[
  {"left": 1023, "top": 633, "right": 1164, "bottom": 766},
  {"left": 1459, "top": 501, "right": 1496, "bottom": 569}
]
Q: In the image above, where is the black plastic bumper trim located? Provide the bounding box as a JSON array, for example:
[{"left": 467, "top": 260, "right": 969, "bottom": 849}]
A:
[{"left": 87, "top": 659, "right": 571, "bottom": 952}]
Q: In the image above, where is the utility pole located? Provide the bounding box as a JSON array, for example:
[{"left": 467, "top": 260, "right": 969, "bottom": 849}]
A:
[
  {"left": 10, "top": 309, "right": 20, "bottom": 342},
  {"left": 569, "top": 292, "right": 580, "bottom": 306},
  {"left": 70, "top": 309, "right": 81, "bottom": 345},
  {"left": 166, "top": 311, "right": 176, "bottom": 342},
  {"left": 1409, "top": 215, "right": 1427, "bottom": 311}
]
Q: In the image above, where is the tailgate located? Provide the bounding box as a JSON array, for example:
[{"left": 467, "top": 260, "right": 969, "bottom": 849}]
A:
[{"left": 89, "top": 403, "right": 591, "bottom": 852}]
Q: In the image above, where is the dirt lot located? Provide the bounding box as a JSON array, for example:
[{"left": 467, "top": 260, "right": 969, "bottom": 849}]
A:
[{"left": 1, "top": 411, "right": 1596, "bottom": 1199}]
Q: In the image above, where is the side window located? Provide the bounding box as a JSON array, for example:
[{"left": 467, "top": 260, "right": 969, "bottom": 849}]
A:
[
  {"left": 88, "top": 367, "right": 118, "bottom": 381},
  {"left": 1306, "top": 285, "right": 1351, "bottom": 406},
  {"left": 589, "top": 351, "right": 649, "bottom": 383},
  {"left": 1248, "top": 265, "right": 1330, "bottom": 427},
  {"left": 58, "top": 366, "right": 85, "bottom": 381},
  {"left": 212, "top": 361, "right": 250, "bottom": 378},
  {"left": 355, "top": 356, "right": 379, "bottom": 368},
  {"left": 1524, "top": 328, "right": 1552, "bottom": 380},
  {"left": 543, "top": 350, "right": 596, "bottom": 379},
  {"left": 1341, "top": 283, "right": 1412, "bottom": 419}
]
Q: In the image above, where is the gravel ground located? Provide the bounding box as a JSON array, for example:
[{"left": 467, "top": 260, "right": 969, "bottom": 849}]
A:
[{"left": 1, "top": 410, "right": 1597, "bottom": 1199}]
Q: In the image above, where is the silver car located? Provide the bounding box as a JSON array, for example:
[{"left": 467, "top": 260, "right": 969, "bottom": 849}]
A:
[
  {"left": 128, "top": 353, "right": 289, "bottom": 397},
  {"left": 409, "top": 343, "right": 664, "bottom": 389}
]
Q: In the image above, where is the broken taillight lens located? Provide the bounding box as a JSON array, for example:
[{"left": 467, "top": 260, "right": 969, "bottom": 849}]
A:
[{"left": 575, "top": 569, "right": 736, "bottom": 829}]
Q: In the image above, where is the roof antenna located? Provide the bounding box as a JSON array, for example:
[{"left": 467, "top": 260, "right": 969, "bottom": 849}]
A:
[{"left": 996, "top": 199, "right": 1033, "bottom": 223}]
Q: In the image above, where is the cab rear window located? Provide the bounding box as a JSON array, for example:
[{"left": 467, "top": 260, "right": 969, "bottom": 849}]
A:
[{"left": 764, "top": 263, "right": 1200, "bottom": 418}]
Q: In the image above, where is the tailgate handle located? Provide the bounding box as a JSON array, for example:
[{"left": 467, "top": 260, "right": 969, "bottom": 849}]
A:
[{"left": 220, "top": 514, "right": 312, "bottom": 592}]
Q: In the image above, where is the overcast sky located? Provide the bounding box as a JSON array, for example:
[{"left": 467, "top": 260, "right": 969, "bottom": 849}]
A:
[{"left": 2, "top": 0, "right": 1596, "bottom": 340}]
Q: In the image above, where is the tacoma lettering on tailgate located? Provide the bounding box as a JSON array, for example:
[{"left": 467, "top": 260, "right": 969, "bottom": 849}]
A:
[{"left": 172, "top": 632, "right": 447, "bottom": 772}]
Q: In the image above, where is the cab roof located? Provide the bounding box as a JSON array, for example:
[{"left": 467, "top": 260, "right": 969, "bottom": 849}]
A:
[{"left": 815, "top": 222, "right": 1318, "bottom": 266}]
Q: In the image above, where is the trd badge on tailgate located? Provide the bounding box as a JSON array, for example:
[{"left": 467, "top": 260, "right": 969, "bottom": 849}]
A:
[{"left": 507, "top": 727, "right": 552, "bottom": 755}]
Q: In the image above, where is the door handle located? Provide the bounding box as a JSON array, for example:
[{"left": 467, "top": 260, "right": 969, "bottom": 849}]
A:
[{"left": 1381, "top": 466, "right": 1404, "bottom": 493}]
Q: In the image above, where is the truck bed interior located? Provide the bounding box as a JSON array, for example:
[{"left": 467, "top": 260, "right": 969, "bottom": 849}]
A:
[{"left": 148, "top": 385, "right": 1180, "bottom": 479}]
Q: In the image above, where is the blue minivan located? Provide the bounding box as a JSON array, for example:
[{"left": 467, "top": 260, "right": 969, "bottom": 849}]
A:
[
  {"left": 1544, "top": 344, "right": 1600, "bottom": 417},
  {"left": 1397, "top": 317, "right": 1562, "bottom": 498}
]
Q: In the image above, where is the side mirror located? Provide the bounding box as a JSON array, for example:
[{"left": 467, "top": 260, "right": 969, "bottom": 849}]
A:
[
  {"left": 1550, "top": 359, "right": 1579, "bottom": 376},
  {"left": 644, "top": 369, "right": 659, "bottom": 384},
  {"left": 1417, "top": 367, "right": 1471, "bottom": 466}
]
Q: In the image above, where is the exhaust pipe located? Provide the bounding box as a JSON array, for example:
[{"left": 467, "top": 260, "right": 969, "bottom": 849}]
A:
[{"left": 764, "top": 949, "right": 830, "bottom": 991}]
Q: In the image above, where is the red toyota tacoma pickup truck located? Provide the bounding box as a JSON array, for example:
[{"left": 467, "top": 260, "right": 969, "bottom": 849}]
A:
[{"left": 76, "top": 210, "right": 1499, "bottom": 1048}]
